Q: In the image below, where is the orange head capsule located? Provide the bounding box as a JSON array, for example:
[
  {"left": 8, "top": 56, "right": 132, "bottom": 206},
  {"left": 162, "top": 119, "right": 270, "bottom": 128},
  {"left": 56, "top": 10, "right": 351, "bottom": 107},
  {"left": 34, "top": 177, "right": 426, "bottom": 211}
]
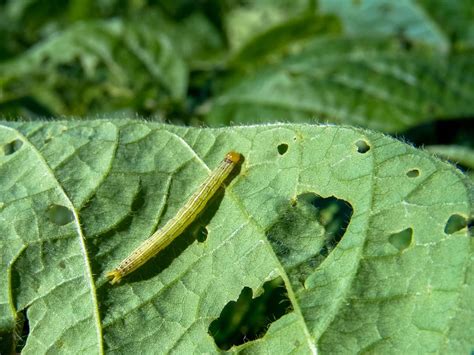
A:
[{"left": 225, "top": 151, "right": 241, "bottom": 164}]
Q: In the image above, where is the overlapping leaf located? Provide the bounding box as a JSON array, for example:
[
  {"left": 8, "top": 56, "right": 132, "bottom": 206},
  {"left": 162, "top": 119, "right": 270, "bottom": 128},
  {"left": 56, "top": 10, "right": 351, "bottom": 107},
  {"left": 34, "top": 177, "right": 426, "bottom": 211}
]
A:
[{"left": 206, "top": 38, "right": 473, "bottom": 132}]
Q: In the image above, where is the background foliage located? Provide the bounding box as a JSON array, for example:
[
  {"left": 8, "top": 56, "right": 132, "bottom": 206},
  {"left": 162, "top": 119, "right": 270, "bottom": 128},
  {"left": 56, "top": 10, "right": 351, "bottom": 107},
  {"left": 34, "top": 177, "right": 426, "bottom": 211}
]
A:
[{"left": 0, "top": 0, "right": 473, "bottom": 353}]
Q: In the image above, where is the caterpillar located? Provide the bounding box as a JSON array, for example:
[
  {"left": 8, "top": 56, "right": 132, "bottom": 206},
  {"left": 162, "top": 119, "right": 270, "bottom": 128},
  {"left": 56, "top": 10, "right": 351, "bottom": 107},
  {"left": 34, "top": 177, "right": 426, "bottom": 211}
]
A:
[{"left": 107, "top": 151, "right": 241, "bottom": 284}]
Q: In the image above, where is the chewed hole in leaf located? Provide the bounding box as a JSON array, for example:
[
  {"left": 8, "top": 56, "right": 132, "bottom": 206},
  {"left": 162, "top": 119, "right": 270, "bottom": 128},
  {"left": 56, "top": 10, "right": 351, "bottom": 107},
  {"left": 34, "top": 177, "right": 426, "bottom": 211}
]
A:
[
  {"left": 444, "top": 214, "right": 468, "bottom": 234},
  {"left": 388, "top": 227, "right": 413, "bottom": 251},
  {"left": 266, "top": 193, "right": 353, "bottom": 290},
  {"left": 406, "top": 169, "right": 420, "bottom": 178},
  {"left": 277, "top": 143, "right": 288, "bottom": 155},
  {"left": 1, "top": 139, "right": 23, "bottom": 156},
  {"left": 355, "top": 139, "right": 370, "bottom": 153},
  {"left": 47, "top": 204, "right": 74, "bottom": 225},
  {"left": 311, "top": 194, "right": 353, "bottom": 243},
  {"left": 208, "top": 277, "right": 292, "bottom": 350},
  {"left": 196, "top": 226, "right": 208, "bottom": 242},
  {"left": 1, "top": 310, "right": 27, "bottom": 354},
  {"left": 14, "top": 309, "right": 28, "bottom": 353}
]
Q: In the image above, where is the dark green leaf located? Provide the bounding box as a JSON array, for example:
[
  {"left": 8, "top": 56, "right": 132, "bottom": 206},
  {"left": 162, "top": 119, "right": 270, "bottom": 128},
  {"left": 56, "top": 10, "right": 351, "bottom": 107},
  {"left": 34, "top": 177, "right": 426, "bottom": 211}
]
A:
[{"left": 206, "top": 38, "right": 473, "bottom": 132}]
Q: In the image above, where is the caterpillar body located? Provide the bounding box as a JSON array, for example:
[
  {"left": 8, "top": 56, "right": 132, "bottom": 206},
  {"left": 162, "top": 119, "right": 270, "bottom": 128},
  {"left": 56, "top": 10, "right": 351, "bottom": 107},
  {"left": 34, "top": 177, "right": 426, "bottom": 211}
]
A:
[{"left": 107, "top": 151, "right": 241, "bottom": 284}]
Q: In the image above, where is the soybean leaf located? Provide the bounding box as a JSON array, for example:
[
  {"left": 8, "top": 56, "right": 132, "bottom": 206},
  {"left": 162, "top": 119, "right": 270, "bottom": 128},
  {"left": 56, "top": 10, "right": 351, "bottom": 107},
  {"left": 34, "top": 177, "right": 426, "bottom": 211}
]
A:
[
  {"left": 416, "top": 0, "right": 474, "bottom": 49},
  {"left": 319, "top": 0, "right": 450, "bottom": 51},
  {"left": 206, "top": 38, "right": 473, "bottom": 132},
  {"left": 0, "top": 120, "right": 472, "bottom": 354}
]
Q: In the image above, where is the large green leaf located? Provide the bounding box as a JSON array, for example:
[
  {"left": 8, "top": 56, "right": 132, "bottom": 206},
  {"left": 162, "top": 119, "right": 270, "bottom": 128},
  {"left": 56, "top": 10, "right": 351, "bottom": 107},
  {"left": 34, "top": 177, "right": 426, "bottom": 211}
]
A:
[
  {"left": 223, "top": 0, "right": 452, "bottom": 53},
  {"left": 206, "top": 38, "right": 473, "bottom": 132},
  {"left": 227, "top": 13, "right": 341, "bottom": 69},
  {"left": 224, "top": 0, "right": 313, "bottom": 53},
  {"left": 319, "top": 0, "right": 449, "bottom": 51},
  {"left": 1, "top": 120, "right": 472, "bottom": 353},
  {"left": 416, "top": 0, "right": 474, "bottom": 50}
]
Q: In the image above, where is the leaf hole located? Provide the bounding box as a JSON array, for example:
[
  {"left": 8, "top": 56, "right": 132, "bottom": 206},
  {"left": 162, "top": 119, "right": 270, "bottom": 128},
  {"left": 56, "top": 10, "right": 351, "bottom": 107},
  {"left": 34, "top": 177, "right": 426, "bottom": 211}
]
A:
[
  {"left": 208, "top": 277, "right": 292, "bottom": 350},
  {"left": 406, "top": 169, "right": 420, "bottom": 178},
  {"left": 277, "top": 143, "right": 288, "bottom": 155},
  {"left": 444, "top": 214, "right": 468, "bottom": 234},
  {"left": 355, "top": 140, "right": 370, "bottom": 153},
  {"left": 266, "top": 193, "right": 353, "bottom": 289},
  {"left": 196, "top": 226, "right": 208, "bottom": 243},
  {"left": 46, "top": 204, "right": 74, "bottom": 226},
  {"left": 12, "top": 309, "right": 28, "bottom": 354},
  {"left": 388, "top": 227, "right": 413, "bottom": 251},
  {"left": 310, "top": 195, "right": 353, "bottom": 241},
  {"left": 1, "top": 139, "right": 23, "bottom": 156}
]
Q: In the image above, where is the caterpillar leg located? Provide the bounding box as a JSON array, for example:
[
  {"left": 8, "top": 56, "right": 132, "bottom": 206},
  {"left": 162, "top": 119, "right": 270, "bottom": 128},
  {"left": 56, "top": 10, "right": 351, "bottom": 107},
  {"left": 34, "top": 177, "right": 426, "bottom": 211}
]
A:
[{"left": 106, "top": 270, "right": 123, "bottom": 285}]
